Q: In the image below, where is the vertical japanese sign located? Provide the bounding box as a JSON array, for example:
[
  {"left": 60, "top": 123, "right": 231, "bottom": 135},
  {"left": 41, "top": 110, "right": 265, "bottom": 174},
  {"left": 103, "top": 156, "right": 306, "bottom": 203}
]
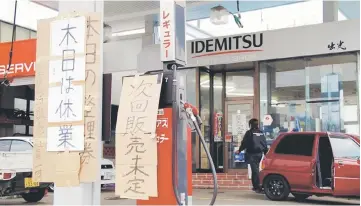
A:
[
  {"left": 159, "top": 0, "right": 186, "bottom": 64},
  {"left": 79, "top": 13, "right": 102, "bottom": 182},
  {"left": 160, "top": 0, "right": 175, "bottom": 62},
  {"left": 33, "top": 13, "right": 100, "bottom": 187},
  {"left": 115, "top": 74, "right": 163, "bottom": 200},
  {"left": 33, "top": 17, "right": 53, "bottom": 184},
  {"left": 47, "top": 16, "right": 86, "bottom": 152}
]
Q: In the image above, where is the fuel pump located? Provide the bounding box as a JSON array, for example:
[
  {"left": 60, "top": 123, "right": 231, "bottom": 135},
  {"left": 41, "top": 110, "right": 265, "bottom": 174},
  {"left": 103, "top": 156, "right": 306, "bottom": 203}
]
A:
[
  {"left": 135, "top": 1, "right": 218, "bottom": 204},
  {"left": 137, "top": 64, "right": 218, "bottom": 206},
  {"left": 170, "top": 64, "right": 218, "bottom": 206}
]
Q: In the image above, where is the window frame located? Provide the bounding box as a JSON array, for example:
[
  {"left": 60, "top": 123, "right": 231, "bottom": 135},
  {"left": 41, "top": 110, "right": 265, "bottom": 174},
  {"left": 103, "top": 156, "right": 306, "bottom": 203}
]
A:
[{"left": 274, "top": 134, "right": 315, "bottom": 157}]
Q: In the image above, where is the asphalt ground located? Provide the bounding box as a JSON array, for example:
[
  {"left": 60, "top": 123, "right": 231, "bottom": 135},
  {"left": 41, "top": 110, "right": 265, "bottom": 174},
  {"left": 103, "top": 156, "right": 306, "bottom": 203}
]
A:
[{"left": 1, "top": 189, "right": 359, "bottom": 205}]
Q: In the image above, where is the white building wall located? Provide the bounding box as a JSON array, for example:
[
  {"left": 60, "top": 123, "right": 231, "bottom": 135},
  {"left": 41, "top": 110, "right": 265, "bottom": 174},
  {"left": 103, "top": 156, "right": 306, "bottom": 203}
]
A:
[{"left": 104, "top": 36, "right": 142, "bottom": 74}]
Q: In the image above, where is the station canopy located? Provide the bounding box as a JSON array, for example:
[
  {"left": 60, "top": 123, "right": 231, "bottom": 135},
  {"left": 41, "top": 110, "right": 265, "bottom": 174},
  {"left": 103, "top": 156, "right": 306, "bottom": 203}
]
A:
[{"left": 32, "top": 1, "right": 360, "bottom": 40}]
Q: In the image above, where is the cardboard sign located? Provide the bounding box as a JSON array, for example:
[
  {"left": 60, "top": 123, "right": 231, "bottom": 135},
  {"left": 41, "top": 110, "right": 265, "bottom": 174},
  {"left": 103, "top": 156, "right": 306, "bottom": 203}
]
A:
[
  {"left": 33, "top": 12, "right": 102, "bottom": 187},
  {"left": 115, "top": 74, "right": 162, "bottom": 200}
]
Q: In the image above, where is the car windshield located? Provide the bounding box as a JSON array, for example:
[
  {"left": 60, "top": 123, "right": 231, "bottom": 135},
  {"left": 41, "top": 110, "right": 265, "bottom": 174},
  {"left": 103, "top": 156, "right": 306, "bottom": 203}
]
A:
[{"left": 328, "top": 133, "right": 360, "bottom": 159}]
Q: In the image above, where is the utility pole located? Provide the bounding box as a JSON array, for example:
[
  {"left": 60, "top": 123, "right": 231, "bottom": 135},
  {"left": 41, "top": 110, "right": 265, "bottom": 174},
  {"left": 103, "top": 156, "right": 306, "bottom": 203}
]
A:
[{"left": 53, "top": 1, "right": 104, "bottom": 205}]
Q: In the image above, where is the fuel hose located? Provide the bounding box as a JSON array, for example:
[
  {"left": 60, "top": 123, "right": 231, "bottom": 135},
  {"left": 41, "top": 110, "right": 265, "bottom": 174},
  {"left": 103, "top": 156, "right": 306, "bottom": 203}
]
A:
[
  {"left": 192, "top": 118, "right": 218, "bottom": 205},
  {"left": 171, "top": 65, "right": 218, "bottom": 206}
]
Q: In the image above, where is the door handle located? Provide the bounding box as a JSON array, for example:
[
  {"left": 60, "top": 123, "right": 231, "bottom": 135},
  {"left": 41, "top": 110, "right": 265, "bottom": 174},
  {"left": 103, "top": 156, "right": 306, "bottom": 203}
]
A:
[
  {"left": 338, "top": 161, "right": 344, "bottom": 166},
  {"left": 311, "top": 160, "right": 316, "bottom": 173}
]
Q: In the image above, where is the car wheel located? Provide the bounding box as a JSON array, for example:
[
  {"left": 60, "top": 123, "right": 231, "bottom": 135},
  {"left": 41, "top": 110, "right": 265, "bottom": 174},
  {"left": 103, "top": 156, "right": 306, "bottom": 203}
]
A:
[
  {"left": 48, "top": 183, "right": 54, "bottom": 192},
  {"left": 264, "top": 175, "right": 290, "bottom": 201},
  {"left": 21, "top": 188, "right": 46, "bottom": 203},
  {"left": 292, "top": 193, "right": 310, "bottom": 201}
]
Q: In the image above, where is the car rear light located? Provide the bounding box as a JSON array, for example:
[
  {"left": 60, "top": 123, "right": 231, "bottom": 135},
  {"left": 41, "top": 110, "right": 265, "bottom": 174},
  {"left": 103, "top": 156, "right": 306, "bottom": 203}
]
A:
[
  {"left": 3, "top": 173, "right": 12, "bottom": 180},
  {"left": 260, "top": 158, "right": 266, "bottom": 170}
]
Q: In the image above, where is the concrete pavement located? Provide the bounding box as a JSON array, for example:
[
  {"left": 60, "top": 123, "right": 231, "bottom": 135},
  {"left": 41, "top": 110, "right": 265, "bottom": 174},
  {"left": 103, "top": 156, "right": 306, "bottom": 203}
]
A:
[{"left": 1, "top": 189, "right": 359, "bottom": 205}]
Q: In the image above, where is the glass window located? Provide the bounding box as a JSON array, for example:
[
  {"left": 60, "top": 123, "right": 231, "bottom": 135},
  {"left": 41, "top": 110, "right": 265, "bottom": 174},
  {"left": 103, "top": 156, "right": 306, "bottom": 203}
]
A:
[
  {"left": 16, "top": 26, "right": 30, "bottom": 40},
  {"left": 328, "top": 134, "right": 360, "bottom": 159},
  {"left": 14, "top": 98, "right": 28, "bottom": 135},
  {"left": 260, "top": 54, "right": 358, "bottom": 139},
  {"left": 10, "top": 140, "right": 32, "bottom": 152},
  {"left": 213, "top": 73, "right": 223, "bottom": 169},
  {"left": 0, "top": 22, "right": 13, "bottom": 42},
  {"left": 30, "top": 31, "right": 37, "bottom": 39},
  {"left": 199, "top": 70, "right": 210, "bottom": 169},
  {"left": 226, "top": 102, "right": 253, "bottom": 169},
  {"left": 260, "top": 58, "right": 306, "bottom": 139},
  {"left": 275, "top": 134, "right": 315, "bottom": 156},
  {"left": 14, "top": 125, "right": 26, "bottom": 134},
  {"left": 29, "top": 126, "right": 33, "bottom": 135},
  {"left": 305, "top": 54, "right": 358, "bottom": 134},
  {"left": 0, "top": 140, "right": 11, "bottom": 152},
  {"left": 14, "top": 98, "right": 26, "bottom": 110},
  {"left": 226, "top": 71, "right": 254, "bottom": 98},
  {"left": 30, "top": 100, "right": 34, "bottom": 121}
]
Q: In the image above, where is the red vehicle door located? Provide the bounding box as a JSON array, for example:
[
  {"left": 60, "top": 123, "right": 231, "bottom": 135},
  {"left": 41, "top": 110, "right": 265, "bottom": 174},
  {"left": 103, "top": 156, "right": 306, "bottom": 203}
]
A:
[{"left": 328, "top": 133, "right": 360, "bottom": 197}]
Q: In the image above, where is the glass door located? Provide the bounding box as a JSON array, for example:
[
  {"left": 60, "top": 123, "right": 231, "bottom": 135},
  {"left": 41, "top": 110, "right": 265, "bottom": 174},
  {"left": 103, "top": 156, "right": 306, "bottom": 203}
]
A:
[{"left": 225, "top": 100, "right": 253, "bottom": 170}]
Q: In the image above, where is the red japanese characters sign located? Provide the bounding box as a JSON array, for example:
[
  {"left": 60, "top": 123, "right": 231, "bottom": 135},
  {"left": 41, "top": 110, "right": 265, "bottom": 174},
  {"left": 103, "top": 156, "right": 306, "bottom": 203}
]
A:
[{"left": 160, "top": 0, "right": 175, "bottom": 62}]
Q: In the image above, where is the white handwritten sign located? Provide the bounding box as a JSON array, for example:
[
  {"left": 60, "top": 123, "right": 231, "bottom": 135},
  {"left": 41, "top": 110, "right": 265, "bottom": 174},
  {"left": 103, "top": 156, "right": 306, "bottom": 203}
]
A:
[
  {"left": 50, "top": 17, "right": 86, "bottom": 56},
  {"left": 47, "top": 16, "right": 86, "bottom": 152}
]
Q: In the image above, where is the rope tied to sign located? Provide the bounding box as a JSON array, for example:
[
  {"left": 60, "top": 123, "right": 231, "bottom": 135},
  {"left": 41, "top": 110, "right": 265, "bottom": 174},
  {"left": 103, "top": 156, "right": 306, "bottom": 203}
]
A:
[{"left": 1, "top": 0, "right": 18, "bottom": 87}]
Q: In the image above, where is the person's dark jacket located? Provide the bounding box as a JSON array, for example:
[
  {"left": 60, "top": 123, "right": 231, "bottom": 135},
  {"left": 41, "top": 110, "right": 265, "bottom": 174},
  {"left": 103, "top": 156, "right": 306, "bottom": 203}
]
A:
[{"left": 239, "top": 129, "right": 268, "bottom": 155}]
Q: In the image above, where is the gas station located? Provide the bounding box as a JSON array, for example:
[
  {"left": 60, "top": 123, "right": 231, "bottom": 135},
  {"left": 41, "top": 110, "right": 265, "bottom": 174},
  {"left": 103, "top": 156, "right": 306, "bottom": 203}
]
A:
[
  {"left": 0, "top": 0, "right": 359, "bottom": 205},
  {"left": 29, "top": 0, "right": 218, "bottom": 205}
]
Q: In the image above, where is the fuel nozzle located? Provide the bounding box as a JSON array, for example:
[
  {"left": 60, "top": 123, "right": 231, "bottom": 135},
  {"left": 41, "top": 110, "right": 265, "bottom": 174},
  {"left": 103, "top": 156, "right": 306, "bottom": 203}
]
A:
[{"left": 183, "top": 102, "right": 202, "bottom": 126}]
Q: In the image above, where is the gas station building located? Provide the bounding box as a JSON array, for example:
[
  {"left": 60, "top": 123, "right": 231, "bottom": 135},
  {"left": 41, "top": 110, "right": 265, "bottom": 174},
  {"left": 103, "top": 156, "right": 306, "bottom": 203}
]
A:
[{"left": 0, "top": 0, "right": 360, "bottom": 190}]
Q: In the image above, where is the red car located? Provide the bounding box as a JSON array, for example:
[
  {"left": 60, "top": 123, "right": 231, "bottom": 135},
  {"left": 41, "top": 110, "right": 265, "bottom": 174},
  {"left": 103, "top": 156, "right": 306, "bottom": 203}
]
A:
[{"left": 260, "top": 132, "right": 360, "bottom": 201}]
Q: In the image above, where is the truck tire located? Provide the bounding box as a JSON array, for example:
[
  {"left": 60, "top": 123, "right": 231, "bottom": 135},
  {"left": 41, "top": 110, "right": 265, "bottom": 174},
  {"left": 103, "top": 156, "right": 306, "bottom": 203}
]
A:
[{"left": 22, "top": 189, "right": 46, "bottom": 203}]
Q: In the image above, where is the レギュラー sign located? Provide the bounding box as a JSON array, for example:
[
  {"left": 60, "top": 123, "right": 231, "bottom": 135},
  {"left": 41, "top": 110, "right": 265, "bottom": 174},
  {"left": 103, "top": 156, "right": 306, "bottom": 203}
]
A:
[{"left": 190, "top": 33, "right": 263, "bottom": 58}]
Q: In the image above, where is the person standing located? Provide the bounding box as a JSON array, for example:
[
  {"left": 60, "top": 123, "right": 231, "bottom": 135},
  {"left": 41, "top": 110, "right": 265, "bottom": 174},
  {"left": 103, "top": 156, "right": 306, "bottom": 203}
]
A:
[{"left": 235, "top": 118, "right": 268, "bottom": 193}]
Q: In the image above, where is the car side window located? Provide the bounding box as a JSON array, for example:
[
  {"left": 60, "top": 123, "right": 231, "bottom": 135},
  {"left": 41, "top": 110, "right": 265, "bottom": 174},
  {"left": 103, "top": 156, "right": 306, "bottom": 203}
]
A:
[
  {"left": 275, "top": 134, "right": 315, "bottom": 156},
  {"left": 10, "top": 140, "right": 33, "bottom": 152},
  {"left": 328, "top": 135, "right": 360, "bottom": 159},
  {"left": 0, "top": 140, "right": 12, "bottom": 152}
]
